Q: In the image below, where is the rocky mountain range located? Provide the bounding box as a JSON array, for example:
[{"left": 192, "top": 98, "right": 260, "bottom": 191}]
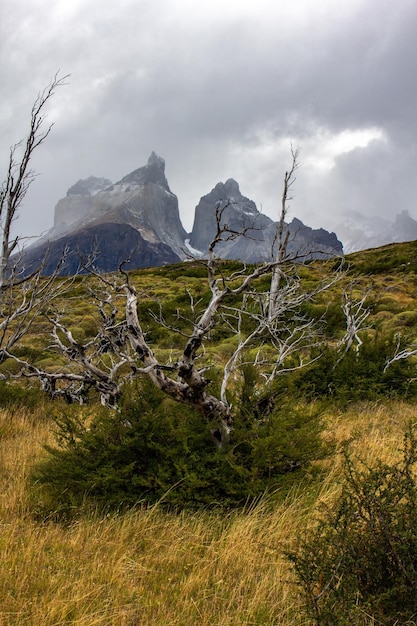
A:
[
  {"left": 326, "top": 209, "right": 417, "bottom": 253},
  {"left": 22, "top": 152, "right": 343, "bottom": 275}
]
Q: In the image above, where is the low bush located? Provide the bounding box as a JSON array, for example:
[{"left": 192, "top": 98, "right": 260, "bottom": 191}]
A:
[
  {"left": 0, "top": 381, "right": 46, "bottom": 410},
  {"left": 31, "top": 377, "right": 328, "bottom": 518},
  {"left": 288, "top": 424, "right": 417, "bottom": 625},
  {"left": 347, "top": 241, "right": 417, "bottom": 276},
  {"left": 271, "top": 333, "right": 417, "bottom": 404}
]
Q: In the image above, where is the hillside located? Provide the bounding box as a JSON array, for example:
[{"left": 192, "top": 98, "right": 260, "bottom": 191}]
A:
[
  {"left": 11, "top": 240, "right": 417, "bottom": 382},
  {"left": 1, "top": 240, "right": 417, "bottom": 624}
]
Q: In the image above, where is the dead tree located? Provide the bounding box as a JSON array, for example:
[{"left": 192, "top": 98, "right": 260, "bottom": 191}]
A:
[
  {"left": 219, "top": 146, "right": 340, "bottom": 402},
  {"left": 29, "top": 234, "right": 286, "bottom": 444},
  {"left": 384, "top": 334, "right": 417, "bottom": 372},
  {"left": 219, "top": 272, "right": 332, "bottom": 404},
  {"left": 338, "top": 285, "right": 372, "bottom": 355},
  {"left": 0, "top": 74, "right": 69, "bottom": 362},
  {"left": 268, "top": 145, "right": 300, "bottom": 319}
]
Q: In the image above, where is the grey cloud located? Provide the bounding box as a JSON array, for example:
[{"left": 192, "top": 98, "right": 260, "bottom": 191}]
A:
[{"left": 0, "top": 0, "right": 416, "bottom": 240}]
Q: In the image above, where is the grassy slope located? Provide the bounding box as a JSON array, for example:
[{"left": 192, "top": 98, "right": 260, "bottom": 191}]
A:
[
  {"left": 9, "top": 240, "right": 417, "bottom": 373},
  {"left": 1, "top": 241, "right": 417, "bottom": 625},
  {"left": 0, "top": 402, "right": 414, "bottom": 625}
]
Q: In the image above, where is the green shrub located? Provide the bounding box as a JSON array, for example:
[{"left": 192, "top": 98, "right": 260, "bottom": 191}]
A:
[
  {"left": 79, "top": 315, "right": 99, "bottom": 338},
  {"left": 301, "top": 300, "right": 346, "bottom": 337},
  {"left": 31, "top": 377, "right": 328, "bottom": 518},
  {"left": 0, "top": 381, "right": 46, "bottom": 409},
  {"left": 347, "top": 241, "right": 417, "bottom": 276},
  {"left": 272, "top": 333, "right": 417, "bottom": 404},
  {"left": 0, "top": 357, "right": 25, "bottom": 376},
  {"left": 288, "top": 425, "right": 417, "bottom": 625},
  {"left": 387, "top": 310, "right": 417, "bottom": 331}
]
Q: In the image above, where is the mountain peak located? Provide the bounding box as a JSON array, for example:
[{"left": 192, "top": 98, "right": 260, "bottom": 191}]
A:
[
  {"left": 116, "top": 152, "right": 170, "bottom": 191},
  {"left": 224, "top": 178, "right": 240, "bottom": 195},
  {"left": 147, "top": 151, "right": 165, "bottom": 168},
  {"left": 190, "top": 178, "right": 343, "bottom": 260},
  {"left": 213, "top": 178, "right": 240, "bottom": 198},
  {"left": 66, "top": 176, "right": 112, "bottom": 197}
]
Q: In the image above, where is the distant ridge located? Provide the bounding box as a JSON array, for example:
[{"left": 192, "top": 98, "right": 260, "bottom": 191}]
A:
[{"left": 328, "top": 209, "right": 417, "bottom": 253}]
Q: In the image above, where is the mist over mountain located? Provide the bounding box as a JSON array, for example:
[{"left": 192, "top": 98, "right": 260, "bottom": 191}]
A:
[
  {"left": 48, "top": 152, "right": 187, "bottom": 259},
  {"left": 22, "top": 153, "right": 344, "bottom": 275},
  {"left": 328, "top": 210, "right": 417, "bottom": 253}
]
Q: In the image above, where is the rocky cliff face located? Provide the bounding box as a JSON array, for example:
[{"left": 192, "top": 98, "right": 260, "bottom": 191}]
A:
[
  {"left": 24, "top": 153, "right": 187, "bottom": 272},
  {"left": 189, "top": 178, "right": 271, "bottom": 253},
  {"left": 22, "top": 222, "right": 180, "bottom": 276},
  {"left": 53, "top": 176, "right": 112, "bottom": 232},
  {"left": 189, "top": 179, "right": 343, "bottom": 262},
  {"left": 50, "top": 152, "right": 187, "bottom": 259}
]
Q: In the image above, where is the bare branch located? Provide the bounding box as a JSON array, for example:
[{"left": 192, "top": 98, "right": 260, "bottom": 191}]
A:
[
  {"left": 384, "top": 334, "right": 417, "bottom": 373},
  {"left": 0, "top": 74, "right": 70, "bottom": 366},
  {"left": 338, "top": 285, "right": 372, "bottom": 355},
  {"left": 0, "top": 72, "right": 69, "bottom": 289},
  {"left": 269, "top": 145, "right": 301, "bottom": 319}
]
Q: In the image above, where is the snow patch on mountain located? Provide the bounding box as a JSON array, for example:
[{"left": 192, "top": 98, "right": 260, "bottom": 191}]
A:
[{"left": 329, "top": 210, "right": 417, "bottom": 253}]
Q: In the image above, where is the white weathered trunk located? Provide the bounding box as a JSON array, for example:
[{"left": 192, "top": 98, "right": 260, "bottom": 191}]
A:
[{"left": 124, "top": 284, "right": 233, "bottom": 444}]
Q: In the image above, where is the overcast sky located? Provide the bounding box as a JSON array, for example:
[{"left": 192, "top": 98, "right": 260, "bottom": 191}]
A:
[{"left": 1, "top": 0, "right": 416, "bottom": 240}]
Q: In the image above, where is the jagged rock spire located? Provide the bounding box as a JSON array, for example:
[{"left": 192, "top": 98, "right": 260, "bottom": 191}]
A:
[{"left": 116, "top": 151, "right": 170, "bottom": 191}]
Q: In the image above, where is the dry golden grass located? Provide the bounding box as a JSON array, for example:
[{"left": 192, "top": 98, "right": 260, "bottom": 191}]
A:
[{"left": 0, "top": 400, "right": 416, "bottom": 625}]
